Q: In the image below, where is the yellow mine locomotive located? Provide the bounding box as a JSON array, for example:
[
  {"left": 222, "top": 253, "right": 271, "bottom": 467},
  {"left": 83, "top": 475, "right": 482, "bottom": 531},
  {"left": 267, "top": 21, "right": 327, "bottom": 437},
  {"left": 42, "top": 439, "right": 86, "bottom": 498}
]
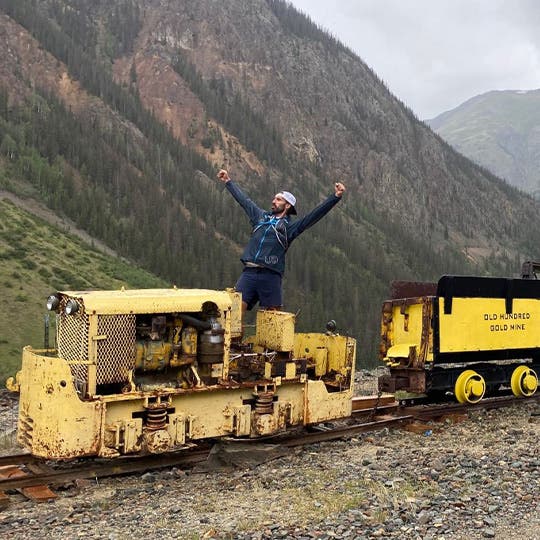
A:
[
  {"left": 379, "top": 272, "right": 540, "bottom": 403},
  {"left": 7, "top": 288, "right": 355, "bottom": 459}
]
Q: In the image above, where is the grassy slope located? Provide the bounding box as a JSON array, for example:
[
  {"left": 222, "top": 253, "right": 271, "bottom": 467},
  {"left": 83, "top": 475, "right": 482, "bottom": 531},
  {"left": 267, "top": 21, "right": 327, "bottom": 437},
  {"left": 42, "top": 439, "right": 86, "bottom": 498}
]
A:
[
  {"left": 428, "top": 90, "right": 540, "bottom": 194},
  {"left": 0, "top": 197, "right": 167, "bottom": 383}
]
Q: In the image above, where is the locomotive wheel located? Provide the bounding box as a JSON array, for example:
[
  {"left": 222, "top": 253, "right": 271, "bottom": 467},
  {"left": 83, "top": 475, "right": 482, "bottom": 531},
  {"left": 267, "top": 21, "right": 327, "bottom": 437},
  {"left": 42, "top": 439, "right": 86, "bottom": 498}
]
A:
[
  {"left": 510, "top": 365, "right": 538, "bottom": 397},
  {"left": 454, "top": 370, "right": 486, "bottom": 404}
]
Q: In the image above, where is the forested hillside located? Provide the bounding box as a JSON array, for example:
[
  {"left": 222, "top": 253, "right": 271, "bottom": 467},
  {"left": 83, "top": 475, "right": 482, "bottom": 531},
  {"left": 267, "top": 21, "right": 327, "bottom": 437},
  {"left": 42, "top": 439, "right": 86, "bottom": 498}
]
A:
[
  {"left": 0, "top": 197, "right": 166, "bottom": 381},
  {"left": 0, "top": 0, "right": 539, "bottom": 368}
]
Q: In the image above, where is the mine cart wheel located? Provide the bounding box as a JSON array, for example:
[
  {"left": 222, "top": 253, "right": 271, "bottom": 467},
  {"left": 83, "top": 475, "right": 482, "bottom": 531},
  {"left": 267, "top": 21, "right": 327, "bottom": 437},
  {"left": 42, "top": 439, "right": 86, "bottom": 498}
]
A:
[
  {"left": 454, "top": 370, "right": 486, "bottom": 404},
  {"left": 510, "top": 365, "right": 538, "bottom": 397}
]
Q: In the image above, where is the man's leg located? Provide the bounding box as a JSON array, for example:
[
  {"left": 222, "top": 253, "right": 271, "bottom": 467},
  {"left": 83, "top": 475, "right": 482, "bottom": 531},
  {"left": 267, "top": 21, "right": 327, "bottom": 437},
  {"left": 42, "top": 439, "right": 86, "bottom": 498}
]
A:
[
  {"left": 257, "top": 270, "right": 283, "bottom": 310},
  {"left": 235, "top": 269, "right": 259, "bottom": 311}
]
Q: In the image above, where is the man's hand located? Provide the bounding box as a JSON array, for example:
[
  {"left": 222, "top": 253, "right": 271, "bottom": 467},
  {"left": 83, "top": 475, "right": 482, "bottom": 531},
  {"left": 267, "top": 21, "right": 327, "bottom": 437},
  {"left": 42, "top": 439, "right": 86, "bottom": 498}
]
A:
[
  {"left": 334, "top": 182, "right": 346, "bottom": 197},
  {"left": 217, "top": 169, "right": 230, "bottom": 182}
]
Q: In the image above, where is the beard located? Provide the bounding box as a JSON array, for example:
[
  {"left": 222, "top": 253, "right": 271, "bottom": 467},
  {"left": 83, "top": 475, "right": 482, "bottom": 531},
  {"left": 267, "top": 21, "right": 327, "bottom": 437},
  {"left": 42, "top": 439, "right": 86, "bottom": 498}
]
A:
[{"left": 271, "top": 203, "right": 286, "bottom": 214}]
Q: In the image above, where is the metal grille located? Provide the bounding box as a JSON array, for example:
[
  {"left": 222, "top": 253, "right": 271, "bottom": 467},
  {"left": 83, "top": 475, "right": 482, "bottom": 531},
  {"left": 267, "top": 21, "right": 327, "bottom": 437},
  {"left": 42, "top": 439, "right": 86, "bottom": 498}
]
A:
[
  {"left": 57, "top": 311, "right": 90, "bottom": 385},
  {"left": 96, "top": 314, "right": 136, "bottom": 384}
]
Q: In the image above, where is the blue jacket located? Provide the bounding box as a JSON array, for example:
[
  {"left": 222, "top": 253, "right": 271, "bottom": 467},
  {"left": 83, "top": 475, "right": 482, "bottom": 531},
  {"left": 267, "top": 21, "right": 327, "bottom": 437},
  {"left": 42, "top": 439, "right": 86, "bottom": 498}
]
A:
[{"left": 225, "top": 180, "right": 341, "bottom": 275}]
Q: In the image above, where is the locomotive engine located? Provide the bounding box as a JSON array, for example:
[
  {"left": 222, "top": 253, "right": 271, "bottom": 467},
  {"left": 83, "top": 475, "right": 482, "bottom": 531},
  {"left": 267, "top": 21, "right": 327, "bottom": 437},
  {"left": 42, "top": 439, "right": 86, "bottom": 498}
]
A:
[
  {"left": 7, "top": 288, "right": 355, "bottom": 459},
  {"left": 379, "top": 273, "right": 540, "bottom": 403}
]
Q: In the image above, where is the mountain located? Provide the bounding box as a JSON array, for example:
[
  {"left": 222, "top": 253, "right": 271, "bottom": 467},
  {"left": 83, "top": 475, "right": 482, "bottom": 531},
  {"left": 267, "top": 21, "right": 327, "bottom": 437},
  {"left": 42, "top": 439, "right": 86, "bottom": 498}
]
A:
[
  {"left": 0, "top": 194, "right": 166, "bottom": 382},
  {"left": 0, "top": 0, "right": 539, "bottom": 368},
  {"left": 428, "top": 89, "right": 540, "bottom": 198}
]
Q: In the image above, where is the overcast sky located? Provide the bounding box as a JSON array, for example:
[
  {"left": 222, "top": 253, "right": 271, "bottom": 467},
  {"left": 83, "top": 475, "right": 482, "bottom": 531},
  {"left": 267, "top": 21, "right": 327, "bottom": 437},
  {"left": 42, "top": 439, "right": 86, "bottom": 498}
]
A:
[{"left": 288, "top": 0, "right": 540, "bottom": 120}]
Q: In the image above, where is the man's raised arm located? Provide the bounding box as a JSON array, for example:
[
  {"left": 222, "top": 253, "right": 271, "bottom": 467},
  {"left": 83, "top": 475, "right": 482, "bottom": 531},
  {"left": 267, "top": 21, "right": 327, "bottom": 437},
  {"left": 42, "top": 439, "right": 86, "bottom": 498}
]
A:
[{"left": 217, "top": 169, "right": 264, "bottom": 225}]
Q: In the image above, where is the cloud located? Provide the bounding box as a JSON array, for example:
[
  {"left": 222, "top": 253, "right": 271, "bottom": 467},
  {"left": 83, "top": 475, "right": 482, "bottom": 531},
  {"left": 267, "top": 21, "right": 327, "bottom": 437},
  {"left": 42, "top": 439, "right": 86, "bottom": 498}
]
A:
[{"left": 288, "top": 0, "right": 540, "bottom": 118}]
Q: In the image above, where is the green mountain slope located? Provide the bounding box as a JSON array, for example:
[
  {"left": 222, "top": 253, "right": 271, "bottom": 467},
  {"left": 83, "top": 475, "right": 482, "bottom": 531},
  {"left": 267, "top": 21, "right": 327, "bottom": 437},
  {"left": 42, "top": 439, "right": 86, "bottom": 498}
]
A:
[
  {"left": 0, "top": 195, "right": 166, "bottom": 382},
  {"left": 428, "top": 89, "right": 540, "bottom": 198}
]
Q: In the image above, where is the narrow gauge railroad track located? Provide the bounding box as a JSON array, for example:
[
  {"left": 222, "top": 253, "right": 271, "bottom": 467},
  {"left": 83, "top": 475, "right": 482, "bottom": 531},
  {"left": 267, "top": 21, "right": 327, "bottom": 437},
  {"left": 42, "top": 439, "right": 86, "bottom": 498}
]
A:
[
  {"left": 402, "top": 393, "right": 540, "bottom": 421},
  {"left": 0, "top": 393, "right": 537, "bottom": 503},
  {"left": 0, "top": 447, "right": 212, "bottom": 494},
  {"left": 0, "top": 408, "right": 410, "bottom": 498}
]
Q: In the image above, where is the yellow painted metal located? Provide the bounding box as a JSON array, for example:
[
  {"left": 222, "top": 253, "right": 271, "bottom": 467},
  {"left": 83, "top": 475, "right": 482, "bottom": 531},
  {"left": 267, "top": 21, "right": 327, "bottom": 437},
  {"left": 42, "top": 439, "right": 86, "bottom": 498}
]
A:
[
  {"left": 15, "top": 342, "right": 354, "bottom": 456},
  {"left": 454, "top": 369, "right": 486, "bottom": 404},
  {"left": 11, "top": 286, "right": 356, "bottom": 459},
  {"left": 59, "top": 288, "right": 237, "bottom": 315},
  {"left": 181, "top": 326, "right": 198, "bottom": 356},
  {"left": 255, "top": 310, "right": 296, "bottom": 351},
  {"left": 135, "top": 341, "right": 173, "bottom": 371},
  {"left": 285, "top": 362, "right": 296, "bottom": 379},
  {"left": 304, "top": 380, "right": 353, "bottom": 423},
  {"left": 313, "top": 347, "right": 328, "bottom": 377},
  {"left": 384, "top": 343, "right": 418, "bottom": 367},
  {"left": 438, "top": 297, "right": 540, "bottom": 353},
  {"left": 293, "top": 333, "right": 355, "bottom": 379},
  {"left": 227, "top": 289, "right": 243, "bottom": 339},
  {"left": 5, "top": 371, "right": 21, "bottom": 392},
  {"left": 17, "top": 347, "right": 102, "bottom": 458},
  {"left": 386, "top": 344, "right": 417, "bottom": 359},
  {"left": 391, "top": 303, "right": 424, "bottom": 341},
  {"left": 380, "top": 299, "right": 433, "bottom": 366},
  {"left": 510, "top": 365, "right": 538, "bottom": 397}
]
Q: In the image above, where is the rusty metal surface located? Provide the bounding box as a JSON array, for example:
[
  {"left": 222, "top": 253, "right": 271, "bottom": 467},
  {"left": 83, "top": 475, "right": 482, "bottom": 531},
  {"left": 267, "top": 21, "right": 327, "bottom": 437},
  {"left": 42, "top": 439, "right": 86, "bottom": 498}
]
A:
[
  {"left": 0, "top": 413, "right": 410, "bottom": 493},
  {"left": 0, "top": 453, "right": 35, "bottom": 467},
  {"left": 19, "top": 289, "right": 356, "bottom": 459},
  {"left": 282, "top": 416, "right": 413, "bottom": 447},
  {"left": 20, "top": 484, "right": 57, "bottom": 502},
  {"left": 0, "top": 449, "right": 211, "bottom": 491},
  {"left": 255, "top": 310, "right": 296, "bottom": 352},
  {"left": 416, "top": 296, "right": 433, "bottom": 369},
  {"left": 351, "top": 395, "right": 397, "bottom": 411},
  {"left": 389, "top": 281, "right": 437, "bottom": 299}
]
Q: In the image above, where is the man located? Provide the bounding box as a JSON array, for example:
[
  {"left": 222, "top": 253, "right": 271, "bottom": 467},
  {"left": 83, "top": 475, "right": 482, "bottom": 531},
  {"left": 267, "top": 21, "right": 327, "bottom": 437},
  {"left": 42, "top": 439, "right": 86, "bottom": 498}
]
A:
[{"left": 217, "top": 169, "right": 346, "bottom": 311}]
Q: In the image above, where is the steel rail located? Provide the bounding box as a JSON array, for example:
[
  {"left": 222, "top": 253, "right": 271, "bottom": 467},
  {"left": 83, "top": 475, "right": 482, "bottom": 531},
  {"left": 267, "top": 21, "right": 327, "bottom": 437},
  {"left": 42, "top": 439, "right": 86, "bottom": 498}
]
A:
[
  {"left": 1, "top": 393, "right": 537, "bottom": 493},
  {"left": 0, "top": 414, "right": 413, "bottom": 491},
  {"left": 404, "top": 393, "right": 540, "bottom": 420},
  {"left": 282, "top": 415, "right": 413, "bottom": 447},
  {"left": 0, "top": 453, "right": 35, "bottom": 467},
  {"left": 0, "top": 449, "right": 211, "bottom": 491}
]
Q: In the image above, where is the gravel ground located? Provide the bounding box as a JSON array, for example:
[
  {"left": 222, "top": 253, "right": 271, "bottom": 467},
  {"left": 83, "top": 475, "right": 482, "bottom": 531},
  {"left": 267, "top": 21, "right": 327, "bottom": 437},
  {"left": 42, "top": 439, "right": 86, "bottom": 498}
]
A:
[{"left": 0, "top": 389, "right": 539, "bottom": 540}]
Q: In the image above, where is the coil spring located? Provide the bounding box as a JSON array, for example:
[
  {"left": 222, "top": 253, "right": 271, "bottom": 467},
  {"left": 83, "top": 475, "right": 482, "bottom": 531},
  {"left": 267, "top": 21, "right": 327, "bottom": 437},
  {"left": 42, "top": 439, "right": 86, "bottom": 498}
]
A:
[
  {"left": 254, "top": 391, "right": 274, "bottom": 414},
  {"left": 146, "top": 406, "right": 167, "bottom": 430}
]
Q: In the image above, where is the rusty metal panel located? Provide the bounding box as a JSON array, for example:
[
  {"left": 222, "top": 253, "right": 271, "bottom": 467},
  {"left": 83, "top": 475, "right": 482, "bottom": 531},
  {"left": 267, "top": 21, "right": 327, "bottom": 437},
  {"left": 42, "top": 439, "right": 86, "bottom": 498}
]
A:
[
  {"left": 390, "top": 281, "right": 437, "bottom": 299},
  {"left": 16, "top": 348, "right": 102, "bottom": 459},
  {"left": 305, "top": 380, "right": 353, "bottom": 423},
  {"left": 228, "top": 290, "right": 243, "bottom": 338},
  {"left": 255, "top": 310, "right": 295, "bottom": 351},
  {"left": 408, "top": 370, "right": 427, "bottom": 393},
  {"left": 381, "top": 296, "right": 434, "bottom": 368},
  {"left": 232, "top": 405, "right": 251, "bottom": 436}
]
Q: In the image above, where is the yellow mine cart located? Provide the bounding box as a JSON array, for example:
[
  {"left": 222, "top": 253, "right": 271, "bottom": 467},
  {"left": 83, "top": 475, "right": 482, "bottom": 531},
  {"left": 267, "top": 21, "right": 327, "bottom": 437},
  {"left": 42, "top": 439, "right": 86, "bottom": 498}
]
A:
[
  {"left": 379, "top": 275, "right": 540, "bottom": 403},
  {"left": 7, "top": 288, "right": 355, "bottom": 459}
]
